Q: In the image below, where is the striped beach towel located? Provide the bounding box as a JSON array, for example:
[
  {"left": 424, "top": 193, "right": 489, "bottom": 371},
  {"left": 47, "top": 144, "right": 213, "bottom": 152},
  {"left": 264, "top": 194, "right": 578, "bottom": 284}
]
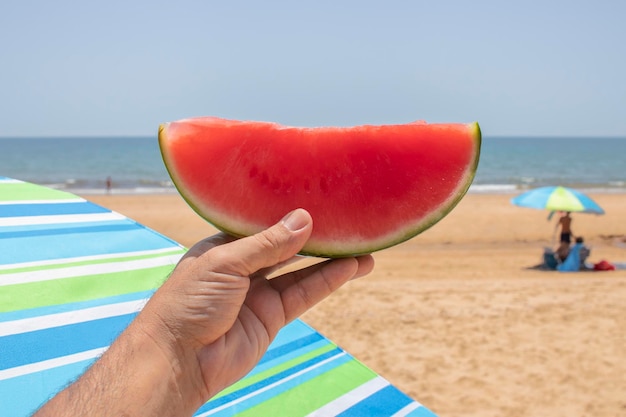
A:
[{"left": 0, "top": 178, "right": 435, "bottom": 416}]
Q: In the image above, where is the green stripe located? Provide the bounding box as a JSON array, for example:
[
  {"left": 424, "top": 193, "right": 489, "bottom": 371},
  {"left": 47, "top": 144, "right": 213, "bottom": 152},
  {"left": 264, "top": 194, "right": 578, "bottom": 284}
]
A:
[
  {"left": 213, "top": 343, "right": 337, "bottom": 400},
  {"left": 0, "top": 265, "right": 174, "bottom": 312},
  {"left": 0, "top": 249, "right": 185, "bottom": 275},
  {"left": 0, "top": 182, "right": 80, "bottom": 202},
  {"left": 236, "top": 360, "right": 377, "bottom": 417},
  {"left": 546, "top": 186, "right": 584, "bottom": 211}
]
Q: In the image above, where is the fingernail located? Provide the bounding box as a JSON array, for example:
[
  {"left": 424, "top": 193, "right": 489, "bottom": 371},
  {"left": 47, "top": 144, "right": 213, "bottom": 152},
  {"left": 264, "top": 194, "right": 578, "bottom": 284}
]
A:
[{"left": 281, "top": 209, "right": 309, "bottom": 232}]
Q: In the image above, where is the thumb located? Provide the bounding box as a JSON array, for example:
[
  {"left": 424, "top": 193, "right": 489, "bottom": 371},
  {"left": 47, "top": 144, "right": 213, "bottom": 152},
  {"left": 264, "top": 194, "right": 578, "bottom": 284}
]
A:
[{"left": 207, "top": 209, "right": 313, "bottom": 277}]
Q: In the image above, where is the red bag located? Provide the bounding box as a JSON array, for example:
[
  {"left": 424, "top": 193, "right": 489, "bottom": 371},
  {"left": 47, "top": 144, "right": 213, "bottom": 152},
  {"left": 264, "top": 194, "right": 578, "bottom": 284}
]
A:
[{"left": 594, "top": 260, "right": 616, "bottom": 271}]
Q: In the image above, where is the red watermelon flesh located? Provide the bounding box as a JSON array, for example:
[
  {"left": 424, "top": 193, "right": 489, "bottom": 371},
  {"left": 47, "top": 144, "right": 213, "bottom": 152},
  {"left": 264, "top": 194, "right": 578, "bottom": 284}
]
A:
[{"left": 159, "top": 117, "right": 481, "bottom": 257}]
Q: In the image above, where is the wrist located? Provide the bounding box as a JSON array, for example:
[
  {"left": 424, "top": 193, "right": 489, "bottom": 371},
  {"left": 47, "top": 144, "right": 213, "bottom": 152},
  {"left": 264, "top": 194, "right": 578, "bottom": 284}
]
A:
[
  {"left": 131, "top": 306, "right": 209, "bottom": 415},
  {"left": 34, "top": 312, "right": 207, "bottom": 417}
]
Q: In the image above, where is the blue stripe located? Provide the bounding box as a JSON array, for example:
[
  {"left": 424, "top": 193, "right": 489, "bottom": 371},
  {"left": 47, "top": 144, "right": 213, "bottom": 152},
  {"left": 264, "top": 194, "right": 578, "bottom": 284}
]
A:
[
  {"left": 241, "top": 320, "right": 327, "bottom": 377},
  {"left": 246, "top": 338, "right": 329, "bottom": 377},
  {"left": 0, "top": 223, "right": 178, "bottom": 264},
  {"left": 0, "top": 223, "right": 140, "bottom": 239},
  {"left": 263, "top": 319, "right": 317, "bottom": 350},
  {"left": 0, "top": 313, "right": 136, "bottom": 370},
  {"left": 0, "top": 290, "right": 156, "bottom": 323},
  {"left": 405, "top": 405, "right": 439, "bottom": 416},
  {"left": 258, "top": 332, "right": 324, "bottom": 365},
  {"left": 204, "top": 347, "right": 343, "bottom": 410},
  {"left": 0, "top": 358, "right": 95, "bottom": 417},
  {"left": 337, "top": 384, "right": 414, "bottom": 417},
  {"left": 0, "top": 202, "right": 108, "bottom": 217},
  {"left": 197, "top": 350, "right": 351, "bottom": 416},
  {"left": 0, "top": 218, "right": 137, "bottom": 235}
]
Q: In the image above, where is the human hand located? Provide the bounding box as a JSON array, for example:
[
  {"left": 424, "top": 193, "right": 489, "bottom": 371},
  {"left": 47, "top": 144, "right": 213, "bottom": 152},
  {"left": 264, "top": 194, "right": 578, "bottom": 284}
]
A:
[
  {"left": 33, "top": 208, "right": 374, "bottom": 417},
  {"left": 136, "top": 208, "right": 374, "bottom": 413}
]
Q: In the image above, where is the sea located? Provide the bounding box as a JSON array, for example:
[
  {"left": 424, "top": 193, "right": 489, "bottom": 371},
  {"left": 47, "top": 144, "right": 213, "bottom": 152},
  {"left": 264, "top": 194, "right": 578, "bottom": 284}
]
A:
[{"left": 0, "top": 136, "right": 625, "bottom": 195}]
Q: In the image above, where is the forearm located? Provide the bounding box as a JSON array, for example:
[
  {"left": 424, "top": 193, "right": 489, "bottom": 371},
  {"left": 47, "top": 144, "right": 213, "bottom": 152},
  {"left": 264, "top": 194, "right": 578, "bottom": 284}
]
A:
[{"left": 32, "top": 315, "right": 205, "bottom": 417}]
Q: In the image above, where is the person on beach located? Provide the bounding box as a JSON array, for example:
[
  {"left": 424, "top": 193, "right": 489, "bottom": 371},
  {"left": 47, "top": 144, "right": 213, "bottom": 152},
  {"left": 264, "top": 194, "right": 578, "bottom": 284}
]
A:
[
  {"left": 105, "top": 176, "right": 112, "bottom": 194},
  {"left": 555, "top": 211, "right": 574, "bottom": 261},
  {"left": 557, "top": 236, "right": 591, "bottom": 272},
  {"left": 32, "top": 209, "right": 374, "bottom": 417},
  {"left": 576, "top": 236, "right": 591, "bottom": 269}
]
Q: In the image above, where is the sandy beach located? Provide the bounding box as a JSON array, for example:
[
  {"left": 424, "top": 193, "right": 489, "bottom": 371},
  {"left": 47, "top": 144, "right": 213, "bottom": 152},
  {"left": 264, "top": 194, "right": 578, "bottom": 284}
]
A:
[{"left": 88, "top": 192, "right": 626, "bottom": 417}]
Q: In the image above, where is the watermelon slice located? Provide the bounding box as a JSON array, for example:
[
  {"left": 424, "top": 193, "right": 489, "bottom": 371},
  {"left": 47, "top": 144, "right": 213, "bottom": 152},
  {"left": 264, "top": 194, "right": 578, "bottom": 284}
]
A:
[{"left": 159, "top": 117, "right": 481, "bottom": 257}]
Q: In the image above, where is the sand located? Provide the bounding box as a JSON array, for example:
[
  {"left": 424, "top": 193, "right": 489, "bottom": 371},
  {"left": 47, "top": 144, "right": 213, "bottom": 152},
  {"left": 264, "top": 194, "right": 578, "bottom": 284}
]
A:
[{"left": 87, "top": 192, "right": 626, "bottom": 417}]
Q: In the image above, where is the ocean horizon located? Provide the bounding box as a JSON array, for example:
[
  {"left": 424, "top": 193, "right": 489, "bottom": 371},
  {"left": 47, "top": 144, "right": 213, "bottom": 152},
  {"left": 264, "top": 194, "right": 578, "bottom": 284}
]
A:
[{"left": 1, "top": 135, "right": 625, "bottom": 195}]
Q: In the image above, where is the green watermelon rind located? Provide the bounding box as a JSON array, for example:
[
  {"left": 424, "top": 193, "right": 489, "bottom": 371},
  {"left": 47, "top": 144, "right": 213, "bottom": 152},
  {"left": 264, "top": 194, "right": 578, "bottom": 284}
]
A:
[{"left": 159, "top": 121, "right": 481, "bottom": 258}]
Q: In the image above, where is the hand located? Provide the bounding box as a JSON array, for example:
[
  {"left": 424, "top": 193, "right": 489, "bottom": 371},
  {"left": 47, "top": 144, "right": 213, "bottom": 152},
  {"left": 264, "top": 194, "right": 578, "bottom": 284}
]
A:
[
  {"left": 110, "top": 208, "right": 375, "bottom": 416},
  {"left": 33, "top": 209, "right": 373, "bottom": 417}
]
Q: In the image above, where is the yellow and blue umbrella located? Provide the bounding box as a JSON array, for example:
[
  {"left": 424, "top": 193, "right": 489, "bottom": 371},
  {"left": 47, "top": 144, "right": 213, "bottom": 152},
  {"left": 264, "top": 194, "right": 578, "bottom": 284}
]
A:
[{"left": 511, "top": 186, "right": 605, "bottom": 214}]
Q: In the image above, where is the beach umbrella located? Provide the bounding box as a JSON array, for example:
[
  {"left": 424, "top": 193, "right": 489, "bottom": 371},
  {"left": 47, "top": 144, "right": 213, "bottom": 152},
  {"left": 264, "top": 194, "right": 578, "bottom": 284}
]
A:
[
  {"left": 0, "top": 177, "right": 436, "bottom": 417},
  {"left": 511, "top": 186, "right": 605, "bottom": 215}
]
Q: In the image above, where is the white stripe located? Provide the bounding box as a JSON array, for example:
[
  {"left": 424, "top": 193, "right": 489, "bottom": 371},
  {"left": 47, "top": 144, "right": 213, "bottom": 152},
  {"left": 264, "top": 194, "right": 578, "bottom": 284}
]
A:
[
  {"left": 392, "top": 401, "right": 424, "bottom": 417},
  {"left": 0, "top": 254, "right": 181, "bottom": 286},
  {"left": 0, "top": 347, "right": 106, "bottom": 381},
  {"left": 197, "top": 352, "right": 348, "bottom": 417},
  {"left": 0, "top": 179, "right": 23, "bottom": 184},
  {"left": 0, "top": 198, "right": 85, "bottom": 205},
  {"left": 0, "top": 247, "right": 184, "bottom": 271},
  {"left": 0, "top": 212, "right": 126, "bottom": 227},
  {"left": 0, "top": 299, "right": 148, "bottom": 337},
  {"left": 305, "top": 376, "right": 390, "bottom": 417}
]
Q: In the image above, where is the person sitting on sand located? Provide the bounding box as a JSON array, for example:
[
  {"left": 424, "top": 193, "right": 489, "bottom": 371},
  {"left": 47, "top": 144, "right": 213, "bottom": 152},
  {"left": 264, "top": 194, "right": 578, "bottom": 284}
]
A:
[
  {"left": 576, "top": 236, "right": 591, "bottom": 270},
  {"left": 557, "top": 236, "right": 592, "bottom": 272},
  {"left": 556, "top": 241, "right": 570, "bottom": 262}
]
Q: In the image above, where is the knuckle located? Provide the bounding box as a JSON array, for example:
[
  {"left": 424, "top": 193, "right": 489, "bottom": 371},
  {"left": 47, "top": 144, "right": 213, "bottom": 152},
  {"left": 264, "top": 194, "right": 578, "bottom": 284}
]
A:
[
  {"left": 254, "top": 229, "right": 284, "bottom": 254},
  {"left": 205, "top": 247, "right": 230, "bottom": 267}
]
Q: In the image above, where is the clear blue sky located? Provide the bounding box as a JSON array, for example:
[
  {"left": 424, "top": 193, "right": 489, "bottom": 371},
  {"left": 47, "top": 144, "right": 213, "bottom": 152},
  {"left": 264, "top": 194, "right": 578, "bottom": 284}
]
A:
[{"left": 1, "top": 0, "right": 624, "bottom": 137}]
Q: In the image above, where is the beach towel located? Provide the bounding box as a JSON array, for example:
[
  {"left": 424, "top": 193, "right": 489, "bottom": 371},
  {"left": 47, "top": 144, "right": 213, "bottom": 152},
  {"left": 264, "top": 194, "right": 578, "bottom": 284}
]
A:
[
  {"left": 0, "top": 178, "right": 436, "bottom": 417},
  {"left": 556, "top": 242, "right": 594, "bottom": 272},
  {"left": 557, "top": 243, "right": 583, "bottom": 272}
]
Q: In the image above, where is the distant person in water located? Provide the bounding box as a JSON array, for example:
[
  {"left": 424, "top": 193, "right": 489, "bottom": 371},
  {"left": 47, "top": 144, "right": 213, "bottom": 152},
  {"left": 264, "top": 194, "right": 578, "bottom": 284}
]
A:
[
  {"left": 554, "top": 211, "right": 574, "bottom": 261},
  {"left": 105, "top": 176, "right": 112, "bottom": 194}
]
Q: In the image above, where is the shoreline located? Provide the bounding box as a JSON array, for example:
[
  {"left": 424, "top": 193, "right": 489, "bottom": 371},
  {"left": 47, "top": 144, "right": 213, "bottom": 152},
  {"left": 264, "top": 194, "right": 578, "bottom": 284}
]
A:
[{"left": 70, "top": 184, "right": 626, "bottom": 197}]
